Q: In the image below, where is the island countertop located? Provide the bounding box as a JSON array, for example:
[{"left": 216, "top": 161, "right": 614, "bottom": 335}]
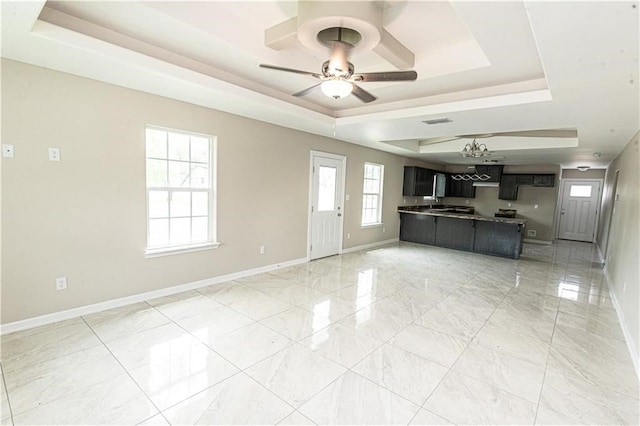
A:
[{"left": 397, "top": 206, "right": 527, "bottom": 225}]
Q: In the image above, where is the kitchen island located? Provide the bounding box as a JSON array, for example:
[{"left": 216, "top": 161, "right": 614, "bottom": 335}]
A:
[{"left": 398, "top": 205, "right": 527, "bottom": 259}]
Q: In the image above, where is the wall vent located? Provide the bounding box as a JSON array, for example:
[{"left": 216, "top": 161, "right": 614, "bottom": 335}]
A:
[{"left": 422, "top": 118, "right": 452, "bottom": 125}]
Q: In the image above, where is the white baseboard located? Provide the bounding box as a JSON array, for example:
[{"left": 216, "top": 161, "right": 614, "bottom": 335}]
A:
[
  {"left": 341, "top": 238, "right": 399, "bottom": 254},
  {"left": 604, "top": 265, "right": 640, "bottom": 381},
  {"left": 523, "top": 239, "right": 552, "bottom": 245},
  {"left": 594, "top": 241, "right": 606, "bottom": 265},
  {"left": 0, "top": 257, "right": 307, "bottom": 336}
]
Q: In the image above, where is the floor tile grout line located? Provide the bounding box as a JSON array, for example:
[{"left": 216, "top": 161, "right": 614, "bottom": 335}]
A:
[
  {"left": 532, "top": 307, "right": 560, "bottom": 425},
  {"left": 79, "top": 316, "right": 170, "bottom": 425},
  {"left": 0, "top": 363, "right": 14, "bottom": 424},
  {"left": 143, "top": 298, "right": 261, "bottom": 374}
]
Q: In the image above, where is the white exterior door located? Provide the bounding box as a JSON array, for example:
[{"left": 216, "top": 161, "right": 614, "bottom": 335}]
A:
[
  {"left": 558, "top": 180, "right": 601, "bottom": 242},
  {"left": 309, "top": 153, "right": 345, "bottom": 260}
]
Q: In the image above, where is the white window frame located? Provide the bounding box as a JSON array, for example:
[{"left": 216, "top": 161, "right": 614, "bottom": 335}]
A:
[
  {"left": 144, "top": 125, "right": 219, "bottom": 258},
  {"left": 361, "top": 162, "right": 384, "bottom": 227}
]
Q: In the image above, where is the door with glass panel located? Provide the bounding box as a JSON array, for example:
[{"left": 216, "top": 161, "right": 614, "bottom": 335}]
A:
[
  {"left": 558, "top": 180, "right": 601, "bottom": 242},
  {"left": 310, "top": 153, "right": 345, "bottom": 260}
]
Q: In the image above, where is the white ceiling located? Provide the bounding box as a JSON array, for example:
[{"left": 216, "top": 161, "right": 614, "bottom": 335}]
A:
[{"left": 2, "top": 1, "right": 638, "bottom": 168}]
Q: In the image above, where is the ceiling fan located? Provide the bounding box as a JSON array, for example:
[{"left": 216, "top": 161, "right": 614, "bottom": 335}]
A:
[{"left": 259, "top": 27, "right": 418, "bottom": 103}]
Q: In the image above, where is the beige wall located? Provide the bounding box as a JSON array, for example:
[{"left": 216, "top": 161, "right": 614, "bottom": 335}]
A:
[
  {"left": 561, "top": 168, "right": 606, "bottom": 179},
  {"left": 443, "top": 164, "right": 560, "bottom": 242},
  {"left": 0, "top": 59, "right": 433, "bottom": 324},
  {"left": 597, "top": 131, "right": 639, "bottom": 366}
]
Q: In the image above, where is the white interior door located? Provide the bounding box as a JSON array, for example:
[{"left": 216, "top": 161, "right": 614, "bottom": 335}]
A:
[
  {"left": 558, "top": 180, "right": 601, "bottom": 242},
  {"left": 310, "top": 153, "right": 345, "bottom": 260}
]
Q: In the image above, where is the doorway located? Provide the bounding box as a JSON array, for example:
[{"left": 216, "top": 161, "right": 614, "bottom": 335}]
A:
[
  {"left": 308, "top": 151, "right": 346, "bottom": 260},
  {"left": 557, "top": 179, "right": 602, "bottom": 242}
]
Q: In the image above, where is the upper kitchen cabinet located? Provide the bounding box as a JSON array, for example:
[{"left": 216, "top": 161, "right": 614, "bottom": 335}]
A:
[
  {"left": 403, "top": 166, "right": 445, "bottom": 197},
  {"left": 447, "top": 177, "right": 476, "bottom": 198},
  {"left": 499, "top": 173, "right": 556, "bottom": 200},
  {"left": 474, "top": 165, "right": 503, "bottom": 183},
  {"left": 533, "top": 174, "right": 555, "bottom": 187},
  {"left": 499, "top": 175, "right": 519, "bottom": 200}
]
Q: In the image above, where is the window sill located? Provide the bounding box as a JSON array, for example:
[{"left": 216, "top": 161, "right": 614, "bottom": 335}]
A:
[
  {"left": 145, "top": 242, "right": 221, "bottom": 258},
  {"left": 361, "top": 223, "right": 384, "bottom": 229}
]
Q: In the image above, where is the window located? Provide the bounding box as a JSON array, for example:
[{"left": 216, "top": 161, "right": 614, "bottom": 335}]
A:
[
  {"left": 145, "top": 126, "right": 218, "bottom": 256},
  {"left": 361, "top": 162, "right": 384, "bottom": 226},
  {"left": 569, "top": 184, "right": 592, "bottom": 197}
]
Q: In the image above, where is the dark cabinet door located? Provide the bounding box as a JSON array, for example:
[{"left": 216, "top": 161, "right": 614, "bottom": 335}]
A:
[
  {"left": 516, "top": 174, "right": 534, "bottom": 186},
  {"left": 533, "top": 174, "right": 555, "bottom": 187},
  {"left": 499, "top": 175, "right": 518, "bottom": 200},
  {"left": 474, "top": 221, "right": 523, "bottom": 259},
  {"left": 403, "top": 167, "right": 435, "bottom": 196},
  {"left": 399, "top": 213, "right": 437, "bottom": 245},
  {"left": 460, "top": 180, "right": 476, "bottom": 198},
  {"left": 446, "top": 176, "right": 476, "bottom": 198},
  {"left": 434, "top": 217, "right": 475, "bottom": 251},
  {"left": 474, "top": 165, "right": 503, "bottom": 182}
]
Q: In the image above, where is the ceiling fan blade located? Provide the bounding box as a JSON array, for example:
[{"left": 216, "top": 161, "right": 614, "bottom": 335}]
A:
[
  {"left": 351, "top": 84, "right": 377, "bottom": 103},
  {"left": 292, "top": 84, "right": 321, "bottom": 98},
  {"left": 259, "top": 64, "right": 322, "bottom": 79},
  {"left": 352, "top": 70, "right": 418, "bottom": 82}
]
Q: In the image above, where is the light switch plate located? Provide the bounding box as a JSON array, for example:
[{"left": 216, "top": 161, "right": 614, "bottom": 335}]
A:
[
  {"left": 48, "top": 147, "right": 61, "bottom": 161},
  {"left": 2, "top": 144, "right": 14, "bottom": 158}
]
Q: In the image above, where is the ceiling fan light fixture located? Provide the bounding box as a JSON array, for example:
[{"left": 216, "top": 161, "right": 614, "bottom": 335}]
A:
[
  {"left": 320, "top": 79, "right": 353, "bottom": 99},
  {"left": 461, "top": 138, "right": 491, "bottom": 157}
]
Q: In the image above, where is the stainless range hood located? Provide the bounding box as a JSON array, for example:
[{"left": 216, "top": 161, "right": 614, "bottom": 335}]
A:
[{"left": 473, "top": 181, "right": 499, "bottom": 187}]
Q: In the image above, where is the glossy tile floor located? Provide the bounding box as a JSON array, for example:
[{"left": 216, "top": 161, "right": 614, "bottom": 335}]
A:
[{"left": 1, "top": 240, "right": 638, "bottom": 425}]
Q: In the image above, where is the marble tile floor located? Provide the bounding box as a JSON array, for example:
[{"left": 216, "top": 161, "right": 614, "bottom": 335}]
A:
[{"left": 1, "top": 240, "right": 638, "bottom": 425}]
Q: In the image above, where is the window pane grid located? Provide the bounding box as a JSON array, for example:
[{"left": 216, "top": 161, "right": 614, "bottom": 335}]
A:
[
  {"left": 361, "top": 163, "right": 384, "bottom": 226},
  {"left": 146, "top": 127, "right": 214, "bottom": 250}
]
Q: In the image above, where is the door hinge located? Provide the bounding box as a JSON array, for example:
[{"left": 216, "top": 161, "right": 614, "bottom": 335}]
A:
[
  {"left": 311, "top": 206, "right": 314, "bottom": 212},
  {"left": 310, "top": 244, "right": 312, "bottom": 251}
]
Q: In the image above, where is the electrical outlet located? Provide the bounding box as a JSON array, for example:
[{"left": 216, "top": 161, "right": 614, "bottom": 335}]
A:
[
  {"left": 527, "top": 230, "right": 537, "bottom": 237},
  {"left": 345, "top": 194, "right": 350, "bottom": 201},
  {"left": 465, "top": 200, "right": 469, "bottom": 204},
  {"left": 347, "top": 232, "right": 351, "bottom": 239},
  {"left": 508, "top": 202, "right": 512, "bottom": 207},
  {"left": 56, "top": 277, "right": 67, "bottom": 291},
  {"left": 259, "top": 245, "right": 265, "bottom": 255},
  {"left": 2, "top": 144, "right": 14, "bottom": 158},
  {"left": 48, "top": 147, "right": 61, "bottom": 162},
  {"left": 534, "top": 204, "right": 539, "bottom": 209},
  {"left": 382, "top": 227, "right": 386, "bottom": 233}
]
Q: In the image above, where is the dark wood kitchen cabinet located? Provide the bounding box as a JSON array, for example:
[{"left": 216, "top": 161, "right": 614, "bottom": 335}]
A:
[
  {"left": 499, "top": 173, "right": 555, "bottom": 200},
  {"left": 499, "top": 175, "right": 518, "bottom": 200},
  {"left": 516, "top": 175, "right": 534, "bottom": 186},
  {"left": 533, "top": 174, "right": 555, "bottom": 187},
  {"left": 399, "top": 213, "right": 437, "bottom": 245},
  {"left": 447, "top": 175, "right": 476, "bottom": 198},
  {"left": 403, "top": 167, "right": 446, "bottom": 197},
  {"left": 403, "top": 167, "right": 435, "bottom": 196},
  {"left": 474, "top": 165, "right": 504, "bottom": 182},
  {"left": 434, "top": 216, "right": 475, "bottom": 251}
]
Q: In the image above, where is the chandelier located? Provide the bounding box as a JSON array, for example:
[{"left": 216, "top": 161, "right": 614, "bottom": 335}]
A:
[{"left": 460, "top": 139, "right": 490, "bottom": 157}]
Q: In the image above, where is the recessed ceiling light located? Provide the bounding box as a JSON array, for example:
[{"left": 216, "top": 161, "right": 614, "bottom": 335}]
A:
[
  {"left": 593, "top": 152, "right": 602, "bottom": 157},
  {"left": 577, "top": 166, "right": 590, "bottom": 171},
  {"left": 422, "top": 118, "right": 452, "bottom": 125}
]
